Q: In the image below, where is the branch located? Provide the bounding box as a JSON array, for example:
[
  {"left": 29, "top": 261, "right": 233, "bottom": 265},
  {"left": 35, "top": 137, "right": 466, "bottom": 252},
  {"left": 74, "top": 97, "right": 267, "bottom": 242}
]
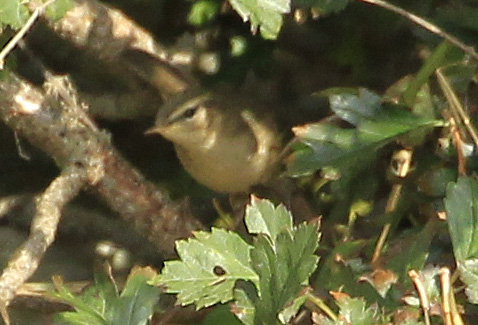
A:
[
  {"left": 0, "top": 74, "right": 203, "bottom": 258},
  {"left": 0, "top": 165, "right": 86, "bottom": 323}
]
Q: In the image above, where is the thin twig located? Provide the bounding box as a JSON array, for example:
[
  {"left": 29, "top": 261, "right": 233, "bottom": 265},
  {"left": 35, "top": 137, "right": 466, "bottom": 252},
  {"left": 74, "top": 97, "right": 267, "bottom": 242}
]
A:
[
  {"left": 440, "top": 267, "right": 452, "bottom": 325},
  {"left": 0, "top": 0, "right": 56, "bottom": 69},
  {"left": 356, "top": 0, "right": 478, "bottom": 61},
  {"left": 0, "top": 166, "right": 86, "bottom": 324},
  {"left": 371, "top": 150, "right": 412, "bottom": 265},
  {"left": 409, "top": 270, "right": 431, "bottom": 325},
  {"left": 448, "top": 116, "right": 467, "bottom": 176},
  {"left": 436, "top": 68, "right": 478, "bottom": 149}
]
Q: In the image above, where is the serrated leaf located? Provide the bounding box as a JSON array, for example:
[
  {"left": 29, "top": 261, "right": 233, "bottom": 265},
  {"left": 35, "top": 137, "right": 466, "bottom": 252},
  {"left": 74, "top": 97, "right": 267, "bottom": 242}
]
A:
[
  {"left": 334, "top": 296, "right": 387, "bottom": 325},
  {"left": 444, "top": 176, "right": 478, "bottom": 262},
  {"left": 0, "top": 0, "right": 30, "bottom": 29},
  {"left": 152, "top": 228, "right": 258, "bottom": 309},
  {"left": 458, "top": 259, "right": 478, "bottom": 304},
  {"left": 52, "top": 277, "right": 108, "bottom": 324},
  {"left": 228, "top": 0, "right": 290, "bottom": 39},
  {"left": 53, "top": 267, "right": 159, "bottom": 324},
  {"left": 245, "top": 196, "right": 293, "bottom": 245},
  {"left": 287, "top": 89, "right": 443, "bottom": 177},
  {"left": 251, "top": 221, "right": 320, "bottom": 324}
]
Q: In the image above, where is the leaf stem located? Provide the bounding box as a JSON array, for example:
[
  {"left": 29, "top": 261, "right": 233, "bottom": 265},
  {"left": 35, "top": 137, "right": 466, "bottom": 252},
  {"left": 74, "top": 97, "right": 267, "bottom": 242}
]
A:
[{"left": 306, "top": 292, "right": 338, "bottom": 321}]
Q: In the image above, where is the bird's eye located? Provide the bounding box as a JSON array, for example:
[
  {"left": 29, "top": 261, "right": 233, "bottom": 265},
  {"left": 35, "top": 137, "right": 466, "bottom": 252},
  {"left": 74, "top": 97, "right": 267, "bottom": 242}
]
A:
[{"left": 182, "top": 107, "right": 198, "bottom": 119}]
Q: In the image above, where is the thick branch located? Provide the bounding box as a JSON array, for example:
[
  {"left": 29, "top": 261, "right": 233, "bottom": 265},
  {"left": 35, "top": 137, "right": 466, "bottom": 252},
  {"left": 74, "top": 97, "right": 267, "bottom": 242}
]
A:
[{"left": 0, "top": 75, "right": 203, "bottom": 258}]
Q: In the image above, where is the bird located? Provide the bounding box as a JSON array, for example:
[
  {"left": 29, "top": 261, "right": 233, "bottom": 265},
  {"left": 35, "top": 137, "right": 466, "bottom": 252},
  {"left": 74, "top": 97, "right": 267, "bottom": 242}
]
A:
[{"left": 146, "top": 87, "right": 282, "bottom": 193}]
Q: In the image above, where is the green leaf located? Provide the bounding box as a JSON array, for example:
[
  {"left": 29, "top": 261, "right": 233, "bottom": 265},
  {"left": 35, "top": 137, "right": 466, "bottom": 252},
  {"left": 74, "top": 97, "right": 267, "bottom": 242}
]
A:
[
  {"left": 287, "top": 89, "right": 444, "bottom": 176},
  {"left": 188, "top": 0, "right": 220, "bottom": 26},
  {"left": 444, "top": 176, "right": 478, "bottom": 262},
  {"left": 53, "top": 267, "right": 159, "bottom": 325},
  {"left": 445, "top": 177, "right": 478, "bottom": 304},
  {"left": 245, "top": 196, "right": 293, "bottom": 245},
  {"left": 54, "top": 311, "right": 108, "bottom": 325},
  {"left": 228, "top": 0, "right": 291, "bottom": 39},
  {"left": 151, "top": 228, "right": 258, "bottom": 309},
  {"left": 386, "top": 222, "right": 437, "bottom": 283},
  {"left": 251, "top": 221, "right": 320, "bottom": 324},
  {"left": 402, "top": 41, "right": 453, "bottom": 107},
  {"left": 233, "top": 288, "right": 255, "bottom": 325},
  {"left": 152, "top": 199, "right": 320, "bottom": 322},
  {"left": 334, "top": 296, "right": 388, "bottom": 325},
  {"left": 52, "top": 277, "right": 109, "bottom": 324},
  {"left": 292, "top": 124, "right": 356, "bottom": 148},
  {"left": 309, "top": 295, "right": 388, "bottom": 324},
  {"left": 112, "top": 268, "right": 160, "bottom": 325},
  {"left": 417, "top": 168, "right": 457, "bottom": 198},
  {"left": 458, "top": 259, "right": 478, "bottom": 304},
  {"left": 0, "top": 0, "right": 29, "bottom": 29},
  {"left": 277, "top": 287, "right": 311, "bottom": 324},
  {"left": 315, "top": 240, "right": 382, "bottom": 302},
  {"left": 329, "top": 88, "right": 382, "bottom": 126},
  {"left": 45, "top": 0, "right": 73, "bottom": 21}
]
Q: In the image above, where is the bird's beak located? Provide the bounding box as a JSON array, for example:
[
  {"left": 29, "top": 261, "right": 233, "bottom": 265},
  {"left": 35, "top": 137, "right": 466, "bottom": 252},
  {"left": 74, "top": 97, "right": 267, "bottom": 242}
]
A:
[{"left": 144, "top": 126, "right": 161, "bottom": 135}]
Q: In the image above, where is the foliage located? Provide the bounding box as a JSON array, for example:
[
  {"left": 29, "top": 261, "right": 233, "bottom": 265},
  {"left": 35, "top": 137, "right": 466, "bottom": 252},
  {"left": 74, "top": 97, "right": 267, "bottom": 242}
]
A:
[
  {"left": 51, "top": 267, "right": 160, "bottom": 325},
  {"left": 314, "top": 294, "right": 389, "bottom": 325},
  {"left": 0, "top": 0, "right": 29, "bottom": 29},
  {"left": 445, "top": 177, "right": 478, "bottom": 304},
  {"left": 228, "top": 0, "right": 291, "bottom": 39},
  {"left": 287, "top": 88, "right": 444, "bottom": 177},
  {"left": 152, "top": 197, "right": 321, "bottom": 324},
  {"left": 0, "top": 0, "right": 73, "bottom": 29},
  {"left": 3, "top": 0, "right": 478, "bottom": 324},
  {"left": 186, "top": 0, "right": 353, "bottom": 39}
]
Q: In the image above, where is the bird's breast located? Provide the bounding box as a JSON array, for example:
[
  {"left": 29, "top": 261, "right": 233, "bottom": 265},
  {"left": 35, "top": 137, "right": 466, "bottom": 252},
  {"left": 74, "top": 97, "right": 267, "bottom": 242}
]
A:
[{"left": 174, "top": 133, "right": 276, "bottom": 193}]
